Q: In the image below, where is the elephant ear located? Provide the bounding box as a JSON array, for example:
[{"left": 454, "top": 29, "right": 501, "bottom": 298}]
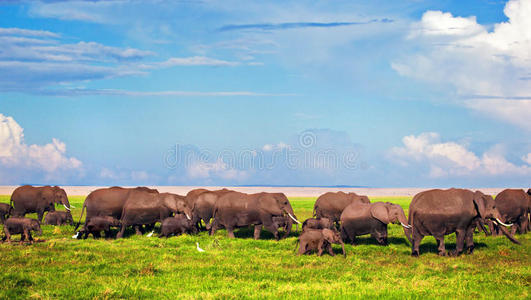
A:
[
  {"left": 370, "top": 202, "right": 390, "bottom": 224},
  {"left": 473, "top": 191, "right": 486, "bottom": 219},
  {"left": 259, "top": 195, "right": 282, "bottom": 216}
]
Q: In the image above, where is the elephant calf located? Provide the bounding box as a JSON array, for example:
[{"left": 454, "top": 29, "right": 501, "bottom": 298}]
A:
[
  {"left": 2, "top": 217, "right": 42, "bottom": 243},
  {"left": 297, "top": 228, "right": 345, "bottom": 257},
  {"left": 44, "top": 211, "right": 74, "bottom": 226},
  {"left": 160, "top": 215, "right": 197, "bottom": 238},
  {"left": 302, "top": 217, "right": 335, "bottom": 232},
  {"left": 0, "top": 203, "right": 13, "bottom": 224},
  {"left": 81, "top": 216, "right": 120, "bottom": 239}
]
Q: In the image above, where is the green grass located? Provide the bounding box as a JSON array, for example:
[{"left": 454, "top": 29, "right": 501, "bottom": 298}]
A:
[{"left": 1, "top": 195, "right": 530, "bottom": 299}]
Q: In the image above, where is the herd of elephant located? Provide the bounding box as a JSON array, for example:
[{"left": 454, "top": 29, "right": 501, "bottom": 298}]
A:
[{"left": 1, "top": 185, "right": 530, "bottom": 257}]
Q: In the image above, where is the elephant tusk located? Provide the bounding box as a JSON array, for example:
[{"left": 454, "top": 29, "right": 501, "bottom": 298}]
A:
[
  {"left": 63, "top": 204, "right": 71, "bottom": 211},
  {"left": 288, "top": 213, "right": 301, "bottom": 224},
  {"left": 400, "top": 222, "right": 411, "bottom": 229},
  {"left": 495, "top": 218, "right": 513, "bottom": 227},
  {"left": 185, "top": 213, "right": 191, "bottom": 220},
  {"left": 70, "top": 205, "right": 76, "bottom": 209}
]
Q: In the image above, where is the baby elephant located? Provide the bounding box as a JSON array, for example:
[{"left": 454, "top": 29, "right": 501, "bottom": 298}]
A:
[
  {"left": 2, "top": 217, "right": 42, "bottom": 243},
  {"left": 44, "top": 211, "right": 74, "bottom": 226},
  {"left": 160, "top": 215, "right": 197, "bottom": 238},
  {"left": 81, "top": 216, "right": 120, "bottom": 239},
  {"left": 0, "top": 203, "right": 13, "bottom": 224},
  {"left": 297, "top": 228, "right": 345, "bottom": 257},
  {"left": 302, "top": 217, "right": 335, "bottom": 232}
]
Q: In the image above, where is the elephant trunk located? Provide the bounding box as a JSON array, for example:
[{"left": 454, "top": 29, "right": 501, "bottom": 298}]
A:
[
  {"left": 497, "top": 223, "right": 521, "bottom": 245},
  {"left": 397, "top": 209, "right": 413, "bottom": 244}
]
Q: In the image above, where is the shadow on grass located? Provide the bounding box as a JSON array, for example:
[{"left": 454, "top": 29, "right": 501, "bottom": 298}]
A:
[
  {"left": 418, "top": 241, "right": 488, "bottom": 255},
  {"left": 346, "top": 236, "right": 411, "bottom": 247}
]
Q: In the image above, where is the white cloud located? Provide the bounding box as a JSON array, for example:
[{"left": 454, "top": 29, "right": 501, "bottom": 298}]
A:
[
  {"left": 0, "top": 27, "right": 60, "bottom": 38},
  {"left": 142, "top": 56, "right": 240, "bottom": 69},
  {"left": 0, "top": 27, "right": 253, "bottom": 94},
  {"left": 262, "top": 142, "right": 290, "bottom": 152},
  {"left": 187, "top": 158, "right": 247, "bottom": 180},
  {"left": 0, "top": 113, "right": 82, "bottom": 175},
  {"left": 392, "top": 0, "right": 531, "bottom": 130},
  {"left": 390, "top": 132, "right": 531, "bottom": 178},
  {"left": 522, "top": 153, "right": 531, "bottom": 165}
]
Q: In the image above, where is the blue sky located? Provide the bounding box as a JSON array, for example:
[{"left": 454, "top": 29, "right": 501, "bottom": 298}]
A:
[{"left": 0, "top": 0, "right": 530, "bottom": 187}]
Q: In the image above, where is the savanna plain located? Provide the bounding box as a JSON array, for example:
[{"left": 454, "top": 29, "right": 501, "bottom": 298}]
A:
[{"left": 0, "top": 195, "right": 529, "bottom": 299}]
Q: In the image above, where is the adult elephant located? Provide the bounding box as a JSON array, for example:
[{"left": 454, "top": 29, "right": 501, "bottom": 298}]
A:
[
  {"left": 10, "top": 185, "right": 71, "bottom": 222},
  {"left": 340, "top": 202, "right": 412, "bottom": 245},
  {"left": 75, "top": 186, "right": 158, "bottom": 234},
  {"left": 409, "top": 188, "right": 519, "bottom": 257},
  {"left": 116, "top": 190, "right": 192, "bottom": 238},
  {"left": 313, "top": 191, "right": 370, "bottom": 225},
  {"left": 192, "top": 188, "right": 233, "bottom": 230},
  {"left": 210, "top": 192, "right": 300, "bottom": 240},
  {"left": 185, "top": 188, "right": 210, "bottom": 208},
  {"left": 488, "top": 189, "right": 530, "bottom": 235}
]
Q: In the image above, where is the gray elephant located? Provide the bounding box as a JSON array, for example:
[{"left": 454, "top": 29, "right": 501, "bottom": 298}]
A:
[
  {"left": 44, "top": 211, "right": 74, "bottom": 226},
  {"left": 340, "top": 202, "right": 411, "bottom": 245},
  {"left": 80, "top": 216, "right": 120, "bottom": 239},
  {"left": 2, "top": 217, "right": 42, "bottom": 243},
  {"left": 313, "top": 191, "right": 370, "bottom": 225},
  {"left": 184, "top": 188, "right": 210, "bottom": 208},
  {"left": 302, "top": 217, "right": 335, "bottom": 232},
  {"left": 159, "top": 215, "right": 197, "bottom": 238},
  {"left": 11, "top": 185, "right": 71, "bottom": 222},
  {"left": 0, "top": 203, "right": 13, "bottom": 224},
  {"left": 210, "top": 192, "right": 300, "bottom": 240},
  {"left": 75, "top": 186, "right": 158, "bottom": 235},
  {"left": 191, "top": 188, "right": 233, "bottom": 230},
  {"left": 488, "top": 189, "right": 530, "bottom": 235},
  {"left": 116, "top": 191, "right": 192, "bottom": 238},
  {"left": 409, "top": 188, "right": 520, "bottom": 257},
  {"left": 297, "top": 228, "right": 346, "bottom": 257}
]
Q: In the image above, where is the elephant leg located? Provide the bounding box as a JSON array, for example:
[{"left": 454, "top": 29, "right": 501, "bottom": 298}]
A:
[
  {"left": 23, "top": 229, "right": 31, "bottom": 244},
  {"left": 3, "top": 226, "right": 10, "bottom": 243},
  {"left": 317, "top": 240, "right": 325, "bottom": 256},
  {"left": 116, "top": 224, "right": 126, "bottom": 239},
  {"left": 327, "top": 244, "right": 335, "bottom": 256},
  {"left": 434, "top": 235, "right": 446, "bottom": 256},
  {"left": 253, "top": 225, "right": 262, "bottom": 240},
  {"left": 411, "top": 228, "right": 423, "bottom": 257},
  {"left": 451, "top": 229, "right": 466, "bottom": 256},
  {"left": 465, "top": 227, "right": 475, "bottom": 255},
  {"left": 226, "top": 226, "right": 235, "bottom": 238},
  {"left": 297, "top": 241, "right": 306, "bottom": 255},
  {"left": 27, "top": 232, "right": 34, "bottom": 242},
  {"left": 37, "top": 210, "right": 44, "bottom": 223},
  {"left": 263, "top": 223, "right": 279, "bottom": 241},
  {"left": 510, "top": 224, "right": 517, "bottom": 235},
  {"left": 93, "top": 231, "right": 101, "bottom": 239}
]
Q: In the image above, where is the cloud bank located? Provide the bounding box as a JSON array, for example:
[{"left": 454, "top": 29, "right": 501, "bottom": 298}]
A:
[{"left": 0, "top": 114, "right": 83, "bottom": 183}]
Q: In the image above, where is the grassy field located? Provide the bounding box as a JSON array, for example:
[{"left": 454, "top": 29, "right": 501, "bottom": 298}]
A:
[{"left": 0, "top": 195, "right": 529, "bottom": 299}]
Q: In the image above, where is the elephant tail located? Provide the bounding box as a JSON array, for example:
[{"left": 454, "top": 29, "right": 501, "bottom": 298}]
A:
[
  {"left": 74, "top": 200, "right": 87, "bottom": 232},
  {"left": 294, "top": 238, "right": 300, "bottom": 253}
]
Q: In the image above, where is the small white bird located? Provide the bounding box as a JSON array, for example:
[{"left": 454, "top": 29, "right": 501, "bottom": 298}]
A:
[
  {"left": 196, "top": 242, "right": 205, "bottom": 252},
  {"left": 71, "top": 232, "right": 80, "bottom": 239},
  {"left": 146, "top": 231, "right": 154, "bottom": 237}
]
